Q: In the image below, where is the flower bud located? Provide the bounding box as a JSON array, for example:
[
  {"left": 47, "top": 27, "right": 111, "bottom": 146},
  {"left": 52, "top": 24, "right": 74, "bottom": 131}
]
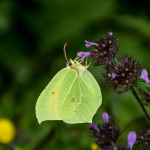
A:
[
  {"left": 90, "top": 123, "right": 98, "bottom": 131},
  {"left": 102, "top": 113, "right": 111, "bottom": 124},
  {"left": 127, "top": 131, "right": 136, "bottom": 149}
]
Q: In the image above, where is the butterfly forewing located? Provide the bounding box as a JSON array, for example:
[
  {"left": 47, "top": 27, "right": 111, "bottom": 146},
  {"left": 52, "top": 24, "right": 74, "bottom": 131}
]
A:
[
  {"left": 36, "top": 68, "right": 70, "bottom": 123},
  {"left": 57, "top": 69, "right": 79, "bottom": 120}
]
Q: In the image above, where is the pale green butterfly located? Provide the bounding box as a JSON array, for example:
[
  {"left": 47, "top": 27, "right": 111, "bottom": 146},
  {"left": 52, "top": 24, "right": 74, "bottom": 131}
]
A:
[{"left": 36, "top": 43, "right": 102, "bottom": 124}]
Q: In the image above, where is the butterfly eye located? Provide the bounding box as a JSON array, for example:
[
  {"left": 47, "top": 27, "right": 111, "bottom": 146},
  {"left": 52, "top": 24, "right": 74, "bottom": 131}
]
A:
[{"left": 68, "top": 61, "right": 72, "bottom": 67}]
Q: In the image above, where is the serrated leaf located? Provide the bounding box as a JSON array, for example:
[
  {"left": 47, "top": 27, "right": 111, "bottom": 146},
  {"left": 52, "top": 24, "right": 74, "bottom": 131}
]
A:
[{"left": 137, "top": 78, "right": 150, "bottom": 94}]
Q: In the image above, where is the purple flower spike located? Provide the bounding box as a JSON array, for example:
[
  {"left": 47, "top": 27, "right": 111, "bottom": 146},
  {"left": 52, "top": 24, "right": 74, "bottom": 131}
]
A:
[
  {"left": 140, "top": 69, "right": 150, "bottom": 84},
  {"left": 128, "top": 131, "right": 136, "bottom": 149},
  {"left": 102, "top": 112, "right": 111, "bottom": 124},
  {"left": 90, "top": 123, "right": 98, "bottom": 131},
  {"left": 77, "top": 52, "right": 91, "bottom": 63},
  {"left": 85, "top": 40, "right": 97, "bottom": 48}
]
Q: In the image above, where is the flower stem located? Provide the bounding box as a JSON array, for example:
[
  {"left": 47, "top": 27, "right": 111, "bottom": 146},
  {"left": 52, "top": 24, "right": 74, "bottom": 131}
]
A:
[{"left": 131, "top": 88, "right": 150, "bottom": 124}]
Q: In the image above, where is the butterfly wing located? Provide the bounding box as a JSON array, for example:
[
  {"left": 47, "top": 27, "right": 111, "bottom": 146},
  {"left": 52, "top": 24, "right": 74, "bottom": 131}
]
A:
[
  {"left": 59, "top": 70, "right": 102, "bottom": 124},
  {"left": 57, "top": 69, "right": 78, "bottom": 121},
  {"left": 36, "top": 68, "right": 102, "bottom": 124},
  {"left": 36, "top": 68, "right": 70, "bottom": 123}
]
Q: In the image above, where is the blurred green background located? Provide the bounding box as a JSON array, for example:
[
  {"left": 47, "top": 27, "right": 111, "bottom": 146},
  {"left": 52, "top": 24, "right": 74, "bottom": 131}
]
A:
[{"left": 0, "top": 0, "right": 150, "bottom": 149}]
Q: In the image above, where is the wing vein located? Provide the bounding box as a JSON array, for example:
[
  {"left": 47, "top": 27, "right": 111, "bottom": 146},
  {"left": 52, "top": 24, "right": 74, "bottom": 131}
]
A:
[
  {"left": 60, "top": 74, "right": 77, "bottom": 109},
  {"left": 78, "top": 81, "right": 90, "bottom": 121},
  {"left": 80, "top": 76, "right": 101, "bottom": 96},
  {"left": 80, "top": 77, "right": 100, "bottom": 101}
]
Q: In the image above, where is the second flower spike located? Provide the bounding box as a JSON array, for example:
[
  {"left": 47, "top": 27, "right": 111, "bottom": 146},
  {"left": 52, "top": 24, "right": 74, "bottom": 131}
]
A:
[{"left": 103, "top": 55, "right": 141, "bottom": 94}]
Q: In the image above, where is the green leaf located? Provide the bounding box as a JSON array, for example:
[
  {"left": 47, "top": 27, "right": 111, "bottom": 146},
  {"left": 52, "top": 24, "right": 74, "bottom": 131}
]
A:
[{"left": 137, "top": 78, "right": 150, "bottom": 94}]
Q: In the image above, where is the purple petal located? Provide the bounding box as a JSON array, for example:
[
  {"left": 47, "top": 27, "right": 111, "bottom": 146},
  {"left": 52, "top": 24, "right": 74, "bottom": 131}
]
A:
[
  {"left": 108, "top": 73, "right": 112, "bottom": 77},
  {"left": 83, "top": 52, "right": 91, "bottom": 57},
  {"left": 140, "top": 69, "right": 150, "bottom": 84},
  {"left": 106, "top": 61, "right": 111, "bottom": 65},
  {"left": 112, "top": 73, "right": 117, "bottom": 79},
  {"left": 102, "top": 44, "right": 106, "bottom": 47},
  {"left": 108, "top": 32, "right": 113, "bottom": 36},
  {"left": 128, "top": 131, "right": 136, "bottom": 149},
  {"left": 104, "top": 146, "right": 112, "bottom": 150},
  {"left": 102, "top": 113, "right": 111, "bottom": 124},
  {"left": 108, "top": 73, "right": 117, "bottom": 79},
  {"left": 77, "top": 52, "right": 91, "bottom": 63},
  {"left": 77, "top": 52, "right": 84, "bottom": 57},
  {"left": 85, "top": 40, "right": 97, "bottom": 48},
  {"left": 81, "top": 57, "right": 85, "bottom": 63},
  {"left": 90, "top": 123, "right": 98, "bottom": 131}
]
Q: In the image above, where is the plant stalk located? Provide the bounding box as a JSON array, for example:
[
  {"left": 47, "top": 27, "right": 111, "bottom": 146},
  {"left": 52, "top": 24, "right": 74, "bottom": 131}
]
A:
[{"left": 131, "top": 88, "right": 150, "bottom": 124}]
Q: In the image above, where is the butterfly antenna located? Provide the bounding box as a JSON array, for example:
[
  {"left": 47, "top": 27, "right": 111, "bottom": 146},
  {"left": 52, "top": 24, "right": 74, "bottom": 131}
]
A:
[{"left": 63, "top": 43, "right": 69, "bottom": 63}]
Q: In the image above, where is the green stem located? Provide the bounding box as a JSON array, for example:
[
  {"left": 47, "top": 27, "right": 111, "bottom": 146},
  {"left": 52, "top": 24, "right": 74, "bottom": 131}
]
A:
[{"left": 131, "top": 88, "right": 150, "bottom": 124}]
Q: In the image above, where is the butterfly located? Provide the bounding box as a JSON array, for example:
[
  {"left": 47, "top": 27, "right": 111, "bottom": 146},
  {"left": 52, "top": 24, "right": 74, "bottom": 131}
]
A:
[{"left": 36, "top": 43, "right": 102, "bottom": 124}]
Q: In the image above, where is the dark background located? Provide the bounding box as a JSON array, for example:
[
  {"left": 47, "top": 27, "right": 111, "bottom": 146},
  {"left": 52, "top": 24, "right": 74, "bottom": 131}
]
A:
[{"left": 0, "top": 0, "right": 150, "bottom": 149}]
